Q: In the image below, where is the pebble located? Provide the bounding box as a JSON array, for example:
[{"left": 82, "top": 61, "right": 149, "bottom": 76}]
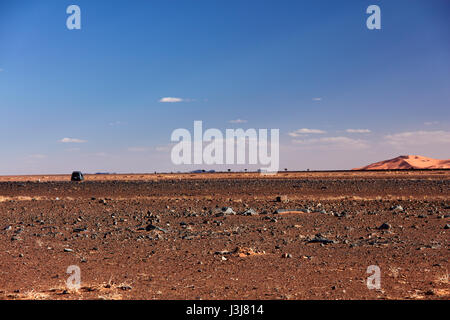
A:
[
  {"left": 222, "top": 207, "right": 236, "bottom": 215},
  {"left": 145, "top": 224, "right": 168, "bottom": 233},
  {"left": 378, "top": 223, "right": 391, "bottom": 230},
  {"left": 242, "top": 208, "right": 258, "bottom": 216},
  {"left": 276, "top": 195, "right": 288, "bottom": 202},
  {"left": 308, "top": 235, "right": 336, "bottom": 244}
]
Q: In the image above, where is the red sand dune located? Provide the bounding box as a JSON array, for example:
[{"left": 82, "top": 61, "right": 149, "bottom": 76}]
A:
[{"left": 353, "top": 155, "right": 450, "bottom": 170}]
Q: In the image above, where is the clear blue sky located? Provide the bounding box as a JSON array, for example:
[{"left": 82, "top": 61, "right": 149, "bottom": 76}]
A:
[{"left": 0, "top": 0, "right": 449, "bottom": 174}]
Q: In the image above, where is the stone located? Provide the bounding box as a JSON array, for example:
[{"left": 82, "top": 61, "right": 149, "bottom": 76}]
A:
[
  {"left": 378, "top": 223, "right": 391, "bottom": 230},
  {"left": 145, "top": 224, "right": 168, "bottom": 233},
  {"left": 221, "top": 207, "right": 236, "bottom": 215},
  {"left": 308, "top": 235, "right": 335, "bottom": 244},
  {"left": 242, "top": 208, "right": 258, "bottom": 216},
  {"left": 276, "top": 195, "right": 288, "bottom": 202}
]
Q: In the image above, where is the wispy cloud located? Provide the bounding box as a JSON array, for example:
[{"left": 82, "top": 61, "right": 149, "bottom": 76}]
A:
[
  {"left": 384, "top": 130, "right": 450, "bottom": 146},
  {"left": 312, "top": 97, "right": 322, "bottom": 101},
  {"left": 92, "top": 152, "right": 108, "bottom": 157},
  {"left": 155, "top": 145, "right": 173, "bottom": 152},
  {"left": 0, "top": 68, "right": 3, "bottom": 72},
  {"left": 346, "top": 129, "right": 371, "bottom": 133},
  {"left": 109, "top": 121, "right": 127, "bottom": 126},
  {"left": 229, "top": 119, "right": 248, "bottom": 124},
  {"left": 128, "top": 147, "right": 149, "bottom": 152},
  {"left": 288, "top": 128, "right": 326, "bottom": 137},
  {"left": 424, "top": 121, "right": 439, "bottom": 126},
  {"left": 159, "top": 97, "right": 184, "bottom": 103},
  {"left": 27, "top": 154, "right": 47, "bottom": 159},
  {"left": 292, "top": 136, "right": 369, "bottom": 149},
  {"left": 59, "top": 137, "right": 87, "bottom": 143}
]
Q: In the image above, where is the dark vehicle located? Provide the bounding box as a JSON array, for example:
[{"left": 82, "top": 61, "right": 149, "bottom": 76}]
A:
[{"left": 71, "top": 171, "right": 84, "bottom": 181}]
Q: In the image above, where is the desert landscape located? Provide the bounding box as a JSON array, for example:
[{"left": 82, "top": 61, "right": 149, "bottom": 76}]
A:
[
  {"left": 2, "top": 0, "right": 449, "bottom": 307},
  {"left": 0, "top": 166, "right": 449, "bottom": 300}
]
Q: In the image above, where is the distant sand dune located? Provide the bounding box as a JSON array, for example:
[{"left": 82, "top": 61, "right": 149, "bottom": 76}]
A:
[{"left": 353, "top": 155, "right": 450, "bottom": 170}]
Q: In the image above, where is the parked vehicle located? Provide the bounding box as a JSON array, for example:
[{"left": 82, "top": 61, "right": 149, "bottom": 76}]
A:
[{"left": 71, "top": 171, "right": 84, "bottom": 181}]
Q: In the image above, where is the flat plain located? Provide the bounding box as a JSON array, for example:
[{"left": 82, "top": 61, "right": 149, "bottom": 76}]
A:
[{"left": 0, "top": 171, "right": 448, "bottom": 299}]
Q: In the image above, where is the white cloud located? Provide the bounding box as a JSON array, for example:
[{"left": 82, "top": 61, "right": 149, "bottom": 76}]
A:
[
  {"left": 155, "top": 145, "right": 173, "bottom": 152},
  {"left": 59, "top": 138, "right": 87, "bottom": 143},
  {"left": 229, "top": 119, "right": 248, "bottom": 124},
  {"left": 109, "top": 121, "right": 127, "bottom": 126},
  {"left": 28, "top": 154, "right": 47, "bottom": 159},
  {"left": 424, "top": 121, "right": 439, "bottom": 126},
  {"left": 92, "top": 152, "right": 108, "bottom": 157},
  {"left": 292, "top": 136, "right": 369, "bottom": 150},
  {"left": 312, "top": 97, "right": 322, "bottom": 101},
  {"left": 128, "top": 147, "right": 149, "bottom": 152},
  {"left": 384, "top": 130, "right": 450, "bottom": 146},
  {"left": 346, "top": 129, "right": 371, "bottom": 133},
  {"left": 159, "top": 97, "right": 184, "bottom": 103},
  {"left": 288, "top": 128, "right": 326, "bottom": 137}
]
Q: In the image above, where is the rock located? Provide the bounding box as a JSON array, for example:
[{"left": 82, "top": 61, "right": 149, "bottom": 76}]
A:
[
  {"left": 276, "top": 195, "right": 288, "bottom": 202},
  {"left": 242, "top": 208, "right": 258, "bottom": 216},
  {"left": 425, "top": 289, "right": 435, "bottom": 296},
  {"left": 444, "top": 224, "right": 450, "bottom": 229},
  {"left": 274, "top": 208, "right": 309, "bottom": 214},
  {"left": 119, "top": 285, "right": 132, "bottom": 291},
  {"left": 73, "top": 227, "right": 87, "bottom": 233},
  {"left": 308, "top": 235, "right": 335, "bottom": 244},
  {"left": 64, "top": 248, "right": 73, "bottom": 252},
  {"left": 391, "top": 205, "right": 403, "bottom": 212},
  {"left": 378, "top": 223, "right": 391, "bottom": 230},
  {"left": 281, "top": 253, "right": 292, "bottom": 258},
  {"left": 221, "top": 207, "right": 236, "bottom": 215},
  {"left": 145, "top": 224, "right": 168, "bottom": 233}
]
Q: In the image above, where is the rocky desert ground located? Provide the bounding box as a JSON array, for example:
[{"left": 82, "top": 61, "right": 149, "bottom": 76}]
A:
[{"left": 0, "top": 170, "right": 448, "bottom": 300}]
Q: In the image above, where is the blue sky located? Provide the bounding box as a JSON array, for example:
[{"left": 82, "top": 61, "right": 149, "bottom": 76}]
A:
[{"left": 0, "top": 0, "right": 449, "bottom": 174}]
